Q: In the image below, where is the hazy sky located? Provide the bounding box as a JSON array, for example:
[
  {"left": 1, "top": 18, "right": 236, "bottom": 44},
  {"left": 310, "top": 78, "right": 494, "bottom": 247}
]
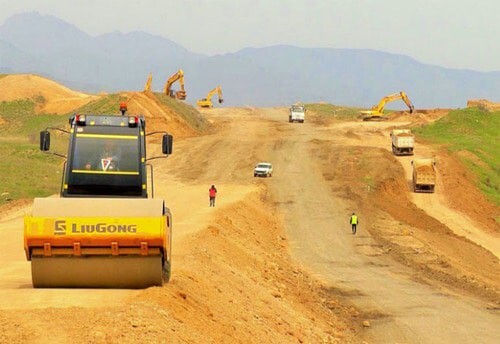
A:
[{"left": 1, "top": 0, "right": 499, "bottom": 71}]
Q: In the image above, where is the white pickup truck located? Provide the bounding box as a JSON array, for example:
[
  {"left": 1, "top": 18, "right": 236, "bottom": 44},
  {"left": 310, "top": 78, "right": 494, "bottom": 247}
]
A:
[
  {"left": 289, "top": 105, "right": 305, "bottom": 123},
  {"left": 254, "top": 162, "right": 273, "bottom": 177}
]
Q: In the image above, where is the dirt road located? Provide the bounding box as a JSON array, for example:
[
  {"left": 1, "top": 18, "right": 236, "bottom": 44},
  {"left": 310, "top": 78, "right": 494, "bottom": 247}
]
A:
[
  {"left": 0, "top": 105, "right": 498, "bottom": 343},
  {"left": 250, "top": 109, "right": 498, "bottom": 343}
]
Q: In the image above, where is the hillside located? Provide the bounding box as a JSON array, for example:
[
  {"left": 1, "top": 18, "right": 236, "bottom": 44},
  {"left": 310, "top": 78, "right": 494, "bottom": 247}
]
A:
[
  {"left": 1, "top": 12, "right": 499, "bottom": 108},
  {"left": 0, "top": 76, "right": 209, "bottom": 206},
  {"left": 0, "top": 74, "right": 96, "bottom": 114}
]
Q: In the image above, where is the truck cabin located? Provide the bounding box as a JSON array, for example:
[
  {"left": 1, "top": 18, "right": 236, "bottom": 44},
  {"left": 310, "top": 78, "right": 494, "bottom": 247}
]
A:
[{"left": 291, "top": 105, "right": 305, "bottom": 113}]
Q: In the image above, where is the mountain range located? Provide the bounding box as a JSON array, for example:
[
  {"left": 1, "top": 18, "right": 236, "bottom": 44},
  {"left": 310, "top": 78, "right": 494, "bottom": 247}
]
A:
[{"left": 1, "top": 12, "right": 499, "bottom": 108}]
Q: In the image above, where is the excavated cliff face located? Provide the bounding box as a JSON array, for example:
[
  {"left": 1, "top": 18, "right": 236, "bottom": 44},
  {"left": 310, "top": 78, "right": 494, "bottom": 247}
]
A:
[{"left": 467, "top": 99, "right": 500, "bottom": 111}]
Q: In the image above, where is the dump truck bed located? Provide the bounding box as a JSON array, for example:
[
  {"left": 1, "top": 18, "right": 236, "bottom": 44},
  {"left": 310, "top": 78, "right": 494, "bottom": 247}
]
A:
[
  {"left": 391, "top": 129, "right": 414, "bottom": 155},
  {"left": 412, "top": 159, "right": 436, "bottom": 193}
]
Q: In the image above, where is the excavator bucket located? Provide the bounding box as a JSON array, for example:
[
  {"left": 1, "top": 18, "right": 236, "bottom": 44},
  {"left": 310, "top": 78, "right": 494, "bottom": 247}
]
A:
[
  {"left": 175, "top": 90, "right": 187, "bottom": 100},
  {"left": 24, "top": 198, "right": 172, "bottom": 288}
]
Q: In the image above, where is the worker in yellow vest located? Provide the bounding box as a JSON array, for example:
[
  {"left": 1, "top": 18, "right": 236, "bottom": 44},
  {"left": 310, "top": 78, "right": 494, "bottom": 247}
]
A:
[{"left": 350, "top": 212, "right": 358, "bottom": 235}]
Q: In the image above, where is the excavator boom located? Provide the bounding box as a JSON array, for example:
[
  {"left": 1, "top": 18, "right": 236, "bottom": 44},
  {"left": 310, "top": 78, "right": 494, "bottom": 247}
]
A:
[
  {"left": 197, "top": 85, "right": 224, "bottom": 108},
  {"left": 164, "top": 69, "right": 186, "bottom": 100},
  {"left": 143, "top": 73, "right": 152, "bottom": 92},
  {"left": 361, "top": 91, "right": 415, "bottom": 121}
]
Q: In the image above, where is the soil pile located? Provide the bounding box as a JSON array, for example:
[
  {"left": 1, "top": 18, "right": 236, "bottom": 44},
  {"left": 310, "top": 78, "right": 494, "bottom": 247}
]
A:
[
  {"left": 467, "top": 99, "right": 500, "bottom": 111},
  {"left": 120, "top": 92, "right": 203, "bottom": 139},
  {"left": 0, "top": 74, "right": 97, "bottom": 114}
]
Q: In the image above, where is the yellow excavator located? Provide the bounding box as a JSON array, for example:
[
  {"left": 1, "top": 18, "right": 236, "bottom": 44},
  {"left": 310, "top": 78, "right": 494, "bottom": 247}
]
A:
[
  {"left": 164, "top": 69, "right": 186, "bottom": 100},
  {"left": 197, "top": 85, "right": 223, "bottom": 108},
  {"left": 360, "top": 91, "right": 414, "bottom": 121},
  {"left": 143, "top": 73, "right": 152, "bottom": 92}
]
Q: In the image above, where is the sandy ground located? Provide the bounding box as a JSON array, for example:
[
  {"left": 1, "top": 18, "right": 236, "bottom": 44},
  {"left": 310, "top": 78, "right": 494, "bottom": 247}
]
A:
[{"left": 0, "top": 90, "right": 498, "bottom": 343}]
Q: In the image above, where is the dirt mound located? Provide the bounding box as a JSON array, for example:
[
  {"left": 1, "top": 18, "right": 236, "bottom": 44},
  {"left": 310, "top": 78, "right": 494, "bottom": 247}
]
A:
[
  {"left": 436, "top": 151, "right": 499, "bottom": 232},
  {"left": 467, "top": 99, "right": 500, "bottom": 111},
  {"left": 0, "top": 191, "right": 360, "bottom": 343},
  {"left": 415, "top": 165, "right": 433, "bottom": 172},
  {"left": 312, "top": 142, "right": 499, "bottom": 304},
  {"left": 0, "top": 74, "right": 97, "bottom": 114},
  {"left": 121, "top": 92, "right": 202, "bottom": 139},
  {"left": 391, "top": 109, "right": 451, "bottom": 123}
]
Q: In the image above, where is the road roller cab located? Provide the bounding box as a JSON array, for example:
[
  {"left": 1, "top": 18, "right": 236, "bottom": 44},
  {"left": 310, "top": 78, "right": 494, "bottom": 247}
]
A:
[{"left": 24, "top": 113, "right": 173, "bottom": 288}]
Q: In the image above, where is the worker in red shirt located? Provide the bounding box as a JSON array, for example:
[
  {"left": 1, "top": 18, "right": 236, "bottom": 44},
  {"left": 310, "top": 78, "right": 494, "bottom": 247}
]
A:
[{"left": 209, "top": 185, "right": 217, "bottom": 207}]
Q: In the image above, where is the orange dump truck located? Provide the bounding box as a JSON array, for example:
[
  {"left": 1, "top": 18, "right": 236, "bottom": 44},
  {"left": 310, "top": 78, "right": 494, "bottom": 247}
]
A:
[
  {"left": 411, "top": 159, "right": 436, "bottom": 193},
  {"left": 24, "top": 113, "right": 173, "bottom": 288}
]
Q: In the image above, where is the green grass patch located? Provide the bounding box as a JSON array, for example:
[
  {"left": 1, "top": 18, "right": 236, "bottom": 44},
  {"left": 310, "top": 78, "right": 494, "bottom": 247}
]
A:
[
  {"left": 0, "top": 99, "right": 70, "bottom": 205},
  {"left": 0, "top": 99, "right": 68, "bottom": 135},
  {"left": 305, "top": 103, "right": 362, "bottom": 120},
  {"left": 0, "top": 93, "right": 209, "bottom": 205},
  {"left": 0, "top": 138, "right": 64, "bottom": 206},
  {"left": 153, "top": 93, "right": 209, "bottom": 131},
  {"left": 0, "top": 74, "right": 7, "bottom": 80},
  {"left": 71, "top": 94, "right": 128, "bottom": 114},
  {"left": 414, "top": 107, "right": 499, "bottom": 203}
]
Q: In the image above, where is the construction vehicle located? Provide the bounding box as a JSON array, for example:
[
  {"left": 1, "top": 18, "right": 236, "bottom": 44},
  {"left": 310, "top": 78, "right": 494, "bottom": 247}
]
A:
[
  {"left": 360, "top": 91, "right": 414, "bottom": 121},
  {"left": 197, "top": 85, "right": 223, "bottom": 108},
  {"left": 411, "top": 159, "right": 436, "bottom": 193},
  {"left": 164, "top": 69, "right": 186, "bottom": 100},
  {"left": 390, "top": 129, "right": 414, "bottom": 155},
  {"left": 143, "top": 73, "right": 152, "bottom": 92},
  {"left": 24, "top": 107, "right": 174, "bottom": 288},
  {"left": 289, "top": 104, "right": 305, "bottom": 123}
]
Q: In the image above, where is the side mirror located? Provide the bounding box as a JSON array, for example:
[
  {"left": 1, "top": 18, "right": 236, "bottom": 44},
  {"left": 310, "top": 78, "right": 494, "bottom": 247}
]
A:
[
  {"left": 162, "top": 134, "right": 173, "bottom": 155},
  {"left": 40, "top": 130, "right": 50, "bottom": 151}
]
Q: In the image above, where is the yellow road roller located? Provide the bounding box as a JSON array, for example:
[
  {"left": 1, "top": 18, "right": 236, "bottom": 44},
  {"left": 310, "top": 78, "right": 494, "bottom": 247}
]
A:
[{"left": 24, "top": 112, "right": 173, "bottom": 288}]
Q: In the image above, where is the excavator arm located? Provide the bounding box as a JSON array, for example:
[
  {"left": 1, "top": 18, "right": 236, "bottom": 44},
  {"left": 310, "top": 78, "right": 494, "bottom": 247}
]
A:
[
  {"left": 361, "top": 91, "right": 415, "bottom": 121},
  {"left": 163, "top": 70, "right": 186, "bottom": 100},
  {"left": 197, "top": 85, "right": 224, "bottom": 108},
  {"left": 400, "top": 92, "right": 415, "bottom": 113},
  {"left": 372, "top": 92, "right": 414, "bottom": 113},
  {"left": 143, "top": 73, "right": 152, "bottom": 92}
]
